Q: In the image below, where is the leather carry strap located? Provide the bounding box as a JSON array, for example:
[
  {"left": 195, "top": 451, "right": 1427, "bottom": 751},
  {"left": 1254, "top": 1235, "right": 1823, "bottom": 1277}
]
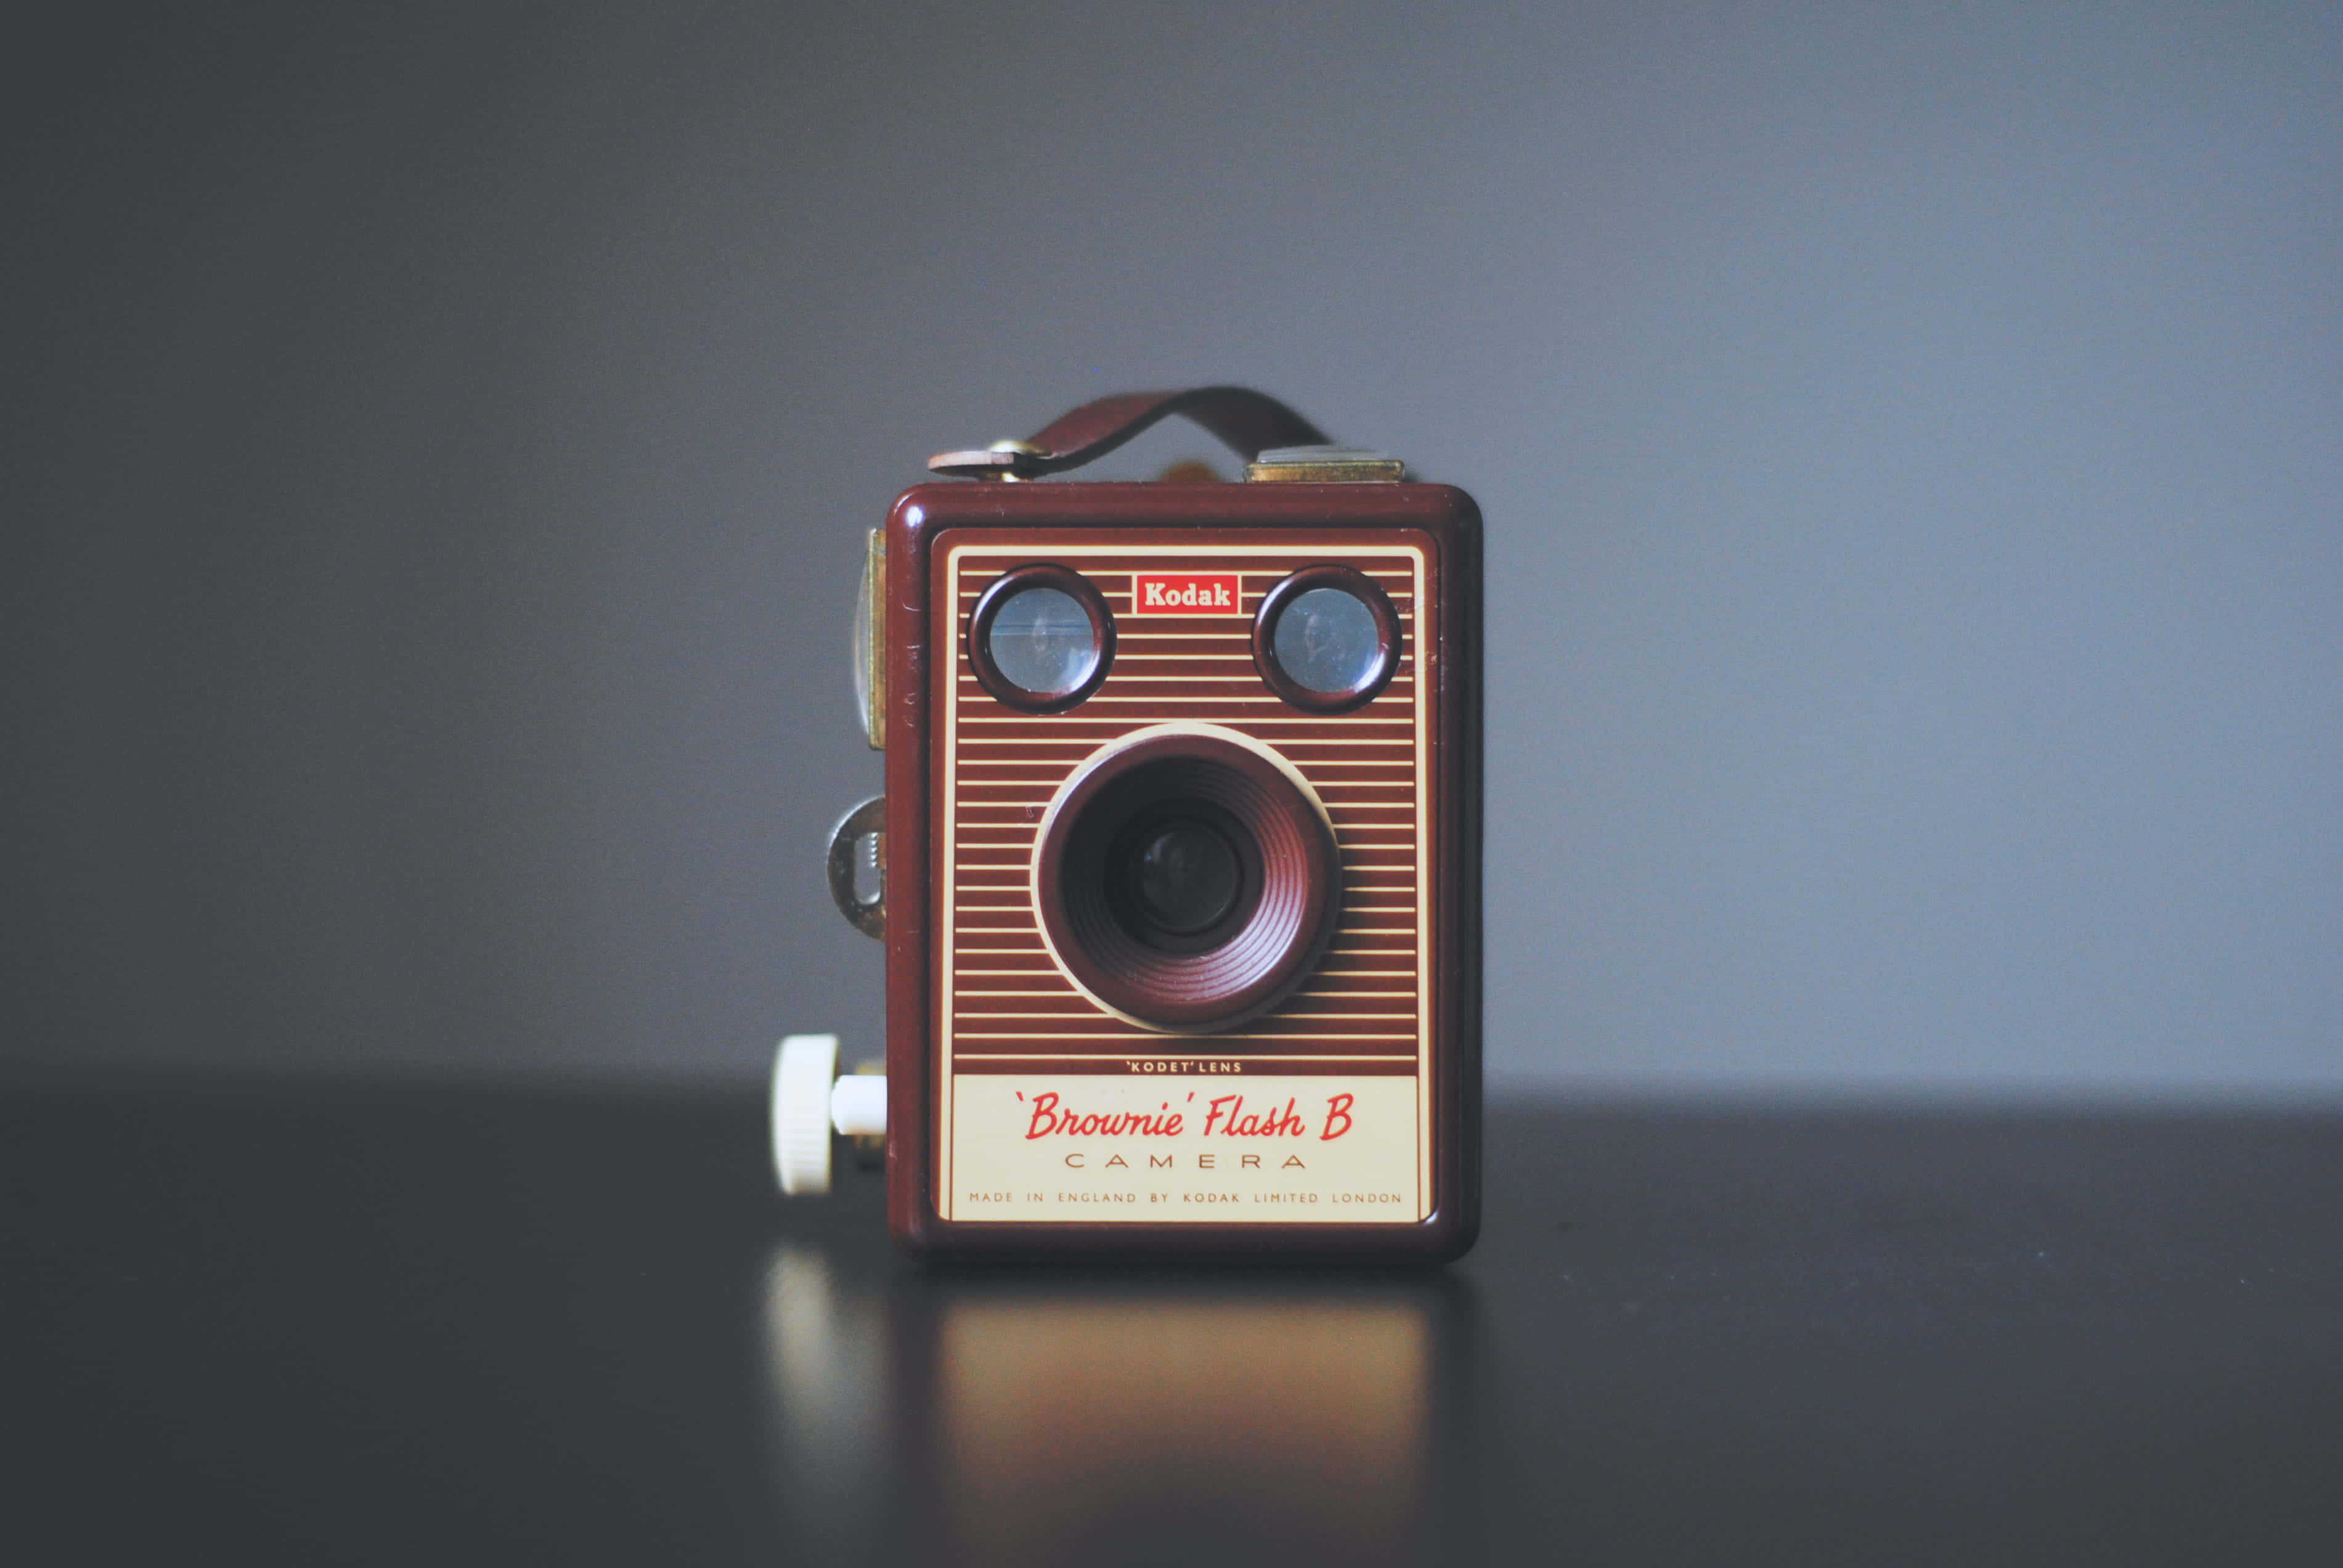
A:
[{"left": 928, "top": 386, "right": 1330, "bottom": 480}]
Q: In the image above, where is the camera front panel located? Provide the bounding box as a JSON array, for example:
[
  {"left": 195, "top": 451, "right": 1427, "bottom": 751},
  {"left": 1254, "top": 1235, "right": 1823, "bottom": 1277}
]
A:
[{"left": 926, "top": 526, "right": 1445, "bottom": 1226}]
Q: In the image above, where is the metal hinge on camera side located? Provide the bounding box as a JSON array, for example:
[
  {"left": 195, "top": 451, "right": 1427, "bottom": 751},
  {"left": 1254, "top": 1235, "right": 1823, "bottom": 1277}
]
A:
[
  {"left": 827, "top": 795, "right": 884, "bottom": 940},
  {"left": 857, "top": 527, "right": 885, "bottom": 751},
  {"left": 835, "top": 532, "right": 885, "bottom": 935}
]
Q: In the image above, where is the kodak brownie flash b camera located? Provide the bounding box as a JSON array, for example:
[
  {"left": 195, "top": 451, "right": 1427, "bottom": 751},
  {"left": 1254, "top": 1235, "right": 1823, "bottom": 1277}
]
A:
[{"left": 774, "top": 388, "right": 1481, "bottom": 1261}]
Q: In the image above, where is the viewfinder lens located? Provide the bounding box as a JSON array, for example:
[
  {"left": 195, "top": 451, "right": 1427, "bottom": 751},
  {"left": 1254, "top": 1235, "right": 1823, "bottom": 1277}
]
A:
[
  {"left": 969, "top": 566, "right": 1115, "bottom": 712},
  {"left": 986, "top": 585, "right": 1098, "bottom": 695},
  {"left": 1272, "top": 586, "right": 1383, "bottom": 694},
  {"left": 1252, "top": 566, "right": 1401, "bottom": 713}
]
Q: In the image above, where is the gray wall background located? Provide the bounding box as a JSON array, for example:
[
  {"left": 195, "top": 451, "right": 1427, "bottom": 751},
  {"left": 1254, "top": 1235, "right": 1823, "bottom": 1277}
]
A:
[{"left": 6, "top": 1, "right": 2337, "bottom": 1096}]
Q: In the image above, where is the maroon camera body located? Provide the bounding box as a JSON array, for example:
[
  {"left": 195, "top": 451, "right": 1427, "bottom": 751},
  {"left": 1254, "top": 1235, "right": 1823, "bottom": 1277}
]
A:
[{"left": 800, "top": 389, "right": 1480, "bottom": 1261}]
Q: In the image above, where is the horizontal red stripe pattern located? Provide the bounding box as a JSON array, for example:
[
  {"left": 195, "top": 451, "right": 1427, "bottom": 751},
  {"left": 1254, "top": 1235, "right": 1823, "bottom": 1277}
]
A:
[{"left": 943, "top": 546, "right": 1430, "bottom": 1076}]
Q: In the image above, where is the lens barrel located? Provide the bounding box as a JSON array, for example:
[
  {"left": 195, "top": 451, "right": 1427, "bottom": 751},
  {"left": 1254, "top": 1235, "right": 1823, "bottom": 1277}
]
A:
[{"left": 1033, "top": 728, "right": 1342, "bottom": 1034}]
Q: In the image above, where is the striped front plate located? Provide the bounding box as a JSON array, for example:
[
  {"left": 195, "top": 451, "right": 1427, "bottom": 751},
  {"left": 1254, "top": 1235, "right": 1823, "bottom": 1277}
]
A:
[{"left": 932, "top": 532, "right": 1441, "bottom": 1223}]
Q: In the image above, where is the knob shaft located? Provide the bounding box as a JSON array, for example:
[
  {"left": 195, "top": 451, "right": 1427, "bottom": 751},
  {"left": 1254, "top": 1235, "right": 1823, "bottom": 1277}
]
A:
[{"left": 830, "top": 1074, "right": 887, "bottom": 1138}]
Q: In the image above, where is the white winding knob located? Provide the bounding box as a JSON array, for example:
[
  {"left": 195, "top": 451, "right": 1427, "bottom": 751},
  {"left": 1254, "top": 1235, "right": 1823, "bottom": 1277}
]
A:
[
  {"left": 772, "top": 1036, "right": 890, "bottom": 1196},
  {"left": 773, "top": 1034, "right": 840, "bottom": 1195}
]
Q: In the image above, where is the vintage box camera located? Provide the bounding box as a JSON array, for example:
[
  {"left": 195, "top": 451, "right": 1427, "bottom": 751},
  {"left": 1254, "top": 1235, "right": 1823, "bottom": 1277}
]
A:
[{"left": 776, "top": 389, "right": 1480, "bottom": 1260}]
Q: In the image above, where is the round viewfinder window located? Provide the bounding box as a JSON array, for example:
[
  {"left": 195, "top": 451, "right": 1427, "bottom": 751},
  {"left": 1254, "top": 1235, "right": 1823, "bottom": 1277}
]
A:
[
  {"left": 989, "top": 587, "right": 1096, "bottom": 693},
  {"left": 1272, "top": 587, "right": 1382, "bottom": 694},
  {"left": 968, "top": 566, "right": 1115, "bottom": 712},
  {"left": 1252, "top": 565, "right": 1401, "bottom": 713}
]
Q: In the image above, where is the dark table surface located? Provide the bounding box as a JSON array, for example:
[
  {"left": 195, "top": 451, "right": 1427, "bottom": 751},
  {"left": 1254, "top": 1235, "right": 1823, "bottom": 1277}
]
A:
[{"left": 5, "top": 1074, "right": 2339, "bottom": 1566}]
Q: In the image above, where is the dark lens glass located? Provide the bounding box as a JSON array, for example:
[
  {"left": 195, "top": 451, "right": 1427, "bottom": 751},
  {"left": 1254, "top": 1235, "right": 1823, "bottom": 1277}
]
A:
[{"left": 1128, "top": 819, "right": 1241, "bottom": 936}]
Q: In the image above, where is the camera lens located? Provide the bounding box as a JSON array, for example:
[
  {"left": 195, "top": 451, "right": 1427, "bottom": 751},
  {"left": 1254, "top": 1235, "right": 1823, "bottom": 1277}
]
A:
[
  {"left": 1252, "top": 566, "right": 1401, "bottom": 713},
  {"left": 1107, "top": 811, "right": 1247, "bottom": 943},
  {"left": 1133, "top": 820, "right": 1241, "bottom": 934},
  {"left": 969, "top": 566, "right": 1115, "bottom": 711},
  {"left": 987, "top": 585, "right": 1097, "bottom": 693},
  {"left": 1272, "top": 587, "right": 1382, "bottom": 694}
]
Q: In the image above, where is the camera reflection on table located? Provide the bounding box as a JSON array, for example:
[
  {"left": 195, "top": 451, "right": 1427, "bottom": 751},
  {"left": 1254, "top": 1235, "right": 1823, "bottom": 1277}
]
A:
[
  {"left": 10, "top": 1081, "right": 2342, "bottom": 1564},
  {"left": 761, "top": 1246, "right": 1478, "bottom": 1567}
]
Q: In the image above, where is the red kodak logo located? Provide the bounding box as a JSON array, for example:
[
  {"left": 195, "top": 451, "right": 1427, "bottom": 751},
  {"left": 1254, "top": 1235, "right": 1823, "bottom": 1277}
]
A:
[{"left": 1131, "top": 572, "right": 1241, "bottom": 615}]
